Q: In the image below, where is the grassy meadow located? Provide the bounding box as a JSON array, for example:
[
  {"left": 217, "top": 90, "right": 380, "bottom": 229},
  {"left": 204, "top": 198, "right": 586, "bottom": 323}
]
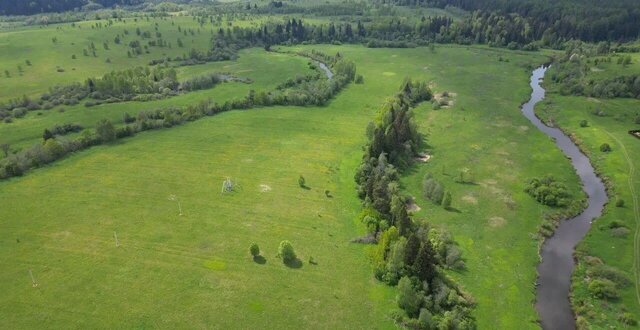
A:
[
  {"left": 0, "top": 48, "right": 313, "bottom": 151},
  {"left": 537, "top": 95, "right": 640, "bottom": 328},
  {"left": 0, "top": 30, "right": 589, "bottom": 328}
]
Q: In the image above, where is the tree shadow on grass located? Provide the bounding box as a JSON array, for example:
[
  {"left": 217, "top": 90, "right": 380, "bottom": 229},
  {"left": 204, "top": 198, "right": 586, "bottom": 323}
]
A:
[
  {"left": 445, "top": 207, "right": 462, "bottom": 213},
  {"left": 284, "top": 258, "right": 303, "bottom": 269},
  {"left": 300, "top": 185, "right": 311, "bottom": 190},
  {"left": 253, "top": 255, "right": 266, "bottom": 264}
]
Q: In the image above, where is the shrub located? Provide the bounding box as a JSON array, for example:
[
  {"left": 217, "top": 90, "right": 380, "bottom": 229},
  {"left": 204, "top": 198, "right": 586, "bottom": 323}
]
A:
[
  {"left": 615, "top": 199, "right": 624, "bottom": 207},
  {"left": 355, "top": 74, "right": 364, "bottom": 84},
  {"left": 611, "top": 227, "right": 630, "bottom": 238},
  {"left": 588, "top": 279, "right": 618, "bottom": 299},
  {"left": 442, "top": 191, "right": 452, "bottom": 209},
  {"left": 95, "top": 119, "right": 116, "bottom": 143},
  {"left": 619, "top": 313, "right": 638, "bottom": 326},
  {"left": 600, "top": 143, "right": 612, "bottom": 152},
  {"left": 249, "top": 243, "right": 260, "bottom": 257},
  {"left": 397, "top": 276, "right": 421, "bottom": 317},
  {"left": 524, "top": 175, "right": 570, "bottom": 207},
  {"left": 298, "top": 175, "right": 306, "bottom": 188},
  {"left": 588, "top": 264, "right": 631, "bottom": 287},
  {"left": 278, "top": 240, "right": 296, "bottom": 263},
  {"left": 579, "top": 120, "right": 588, "bottom": 127}
]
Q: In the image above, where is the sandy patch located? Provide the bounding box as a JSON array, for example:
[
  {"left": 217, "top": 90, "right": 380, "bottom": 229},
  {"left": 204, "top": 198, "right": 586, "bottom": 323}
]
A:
[
  {"left": 488, "top": 216, "right": 506, "bottom": 228},
  {"left": 462, "top": 195, "right": 478, "bottom": 205},
  {"left": 415, "top": 152, "right": 432, "bottom": 162},
  {"left": 407, "top": 201, "right": 422, "bottom": 213},
  {"left": 433, "top": 92, "right": 456, "bottom": 108},
  {"left": 259, "top": 184, "right": 271, "bottom": 192},
  {"left": 496, "top": 149, "right": 510, "bottom": 156},
  {"left": 519, "top": 125, "right": 529, "bottom": 132}
]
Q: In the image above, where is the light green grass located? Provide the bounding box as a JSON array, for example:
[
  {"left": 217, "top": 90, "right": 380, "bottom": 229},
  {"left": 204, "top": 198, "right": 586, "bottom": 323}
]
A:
[
  {"left": 0, "top": 43, "right": 581, "bottom": 328},
  {"left": 536, "top": 95, "right": 640, "bottom": 328},
  {"left": 0, "top": 48, "right": 313, "bottom": 151}
]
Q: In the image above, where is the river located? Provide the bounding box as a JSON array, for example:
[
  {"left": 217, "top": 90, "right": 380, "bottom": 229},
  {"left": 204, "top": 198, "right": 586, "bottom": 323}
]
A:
[{"left": 521, "top": 66, "right": 608, "bottom": 330}]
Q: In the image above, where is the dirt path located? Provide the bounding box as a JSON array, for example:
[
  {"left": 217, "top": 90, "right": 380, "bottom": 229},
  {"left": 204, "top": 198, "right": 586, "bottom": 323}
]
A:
[{"left": 605, "top": 130, "right": 640, "bottom": 306}]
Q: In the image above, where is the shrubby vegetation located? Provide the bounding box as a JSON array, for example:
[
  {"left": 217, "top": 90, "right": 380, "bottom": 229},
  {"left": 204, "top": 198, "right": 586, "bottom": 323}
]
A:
[
  {"left": 547, "top": 44, "right": 640, "bottom": 99},
  {"left": 0, "top": 50, "right": 354, "bottom": 180},
  {"left": 354, "top": 82, "right": 474, "bottom": 328},
  {"left": 524, "top": 175, "right": 571, "bottom": 207},
  {"left": 0, "top": 67, "right": 241, "bottom": 122}
]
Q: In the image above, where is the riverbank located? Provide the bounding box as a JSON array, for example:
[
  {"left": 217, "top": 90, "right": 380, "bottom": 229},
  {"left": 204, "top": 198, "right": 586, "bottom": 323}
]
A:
[
  {"left": 523, "top": 67, "right": 608, "bottom": 329},
  {"left": 536, "top": 94, "right": 640, "bottom": 329}
]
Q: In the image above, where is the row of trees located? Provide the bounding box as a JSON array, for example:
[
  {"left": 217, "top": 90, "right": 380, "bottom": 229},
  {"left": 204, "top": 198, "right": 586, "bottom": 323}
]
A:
[
  {"left": 0, "top": 50, "right": 356, "bottom": 179},
  {"left": 354, "top": 82, "right": 474, "bottom": 328},
  {"left": 0, "top": 67, "right": 241, "bottom": 122}
]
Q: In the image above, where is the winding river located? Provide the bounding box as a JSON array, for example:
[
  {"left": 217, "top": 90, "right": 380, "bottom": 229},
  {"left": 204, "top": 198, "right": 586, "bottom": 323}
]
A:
[{"left": 522, "top": 67, "right": 608, "bottom": 329}]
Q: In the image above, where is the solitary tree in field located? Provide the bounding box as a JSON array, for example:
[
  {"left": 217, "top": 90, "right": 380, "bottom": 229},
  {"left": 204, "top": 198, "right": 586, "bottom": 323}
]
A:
[
  {"left": 278, "top": 240, "right": 296, "bottom": 264},
  {"left": 442, "top": 192, "right": 452, "bottom": 209},
  {"left": 249, "top": 243, "right": 260, "bottom": 257},
  {"left": 298, "top": 175, "right": 306, "bottom": 188}
]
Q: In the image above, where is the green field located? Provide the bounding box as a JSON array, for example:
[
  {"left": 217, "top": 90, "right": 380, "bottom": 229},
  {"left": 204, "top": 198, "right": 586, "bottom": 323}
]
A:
[
  {"left": 0, "top": 48, "right": 313, "bottom": 151},
  {"left": 537, "top": 95, "right": 640, "bottom": 328},
  {"left": 0, "top": 27, "right": 592, "bottom": 327},
  {"left": 6, "top": 5, "right": 640, "bottom": 327}
]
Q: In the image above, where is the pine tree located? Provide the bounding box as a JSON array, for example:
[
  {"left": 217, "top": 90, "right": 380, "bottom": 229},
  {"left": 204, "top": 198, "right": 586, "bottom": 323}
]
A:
[{"left": 413, "top": 240, "right": 437, "bottom": 283}]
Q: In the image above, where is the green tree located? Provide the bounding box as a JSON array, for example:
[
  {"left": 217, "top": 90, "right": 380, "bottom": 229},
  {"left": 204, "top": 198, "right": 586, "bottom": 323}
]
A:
[
  {"left": 96, "top": 119, "right": 116, "bottom": 143},
  {"left": 442, "top": 191, "right": 452, "bottom": 209},
  {"left": 600, "top": 143, "right": 612, "bottom": 152},
  {"left": 43, "top": 139, "right": 64, "bottom": 158},
  {"left": 397, "top": 276, "right": 421, "bottom": 317},
  {"left": 278, "top": 240, "right": 296, "bottom": 263},
  {"left": 298, "top": 175, "right": 306, "bottom": 188},
  {"left": 249, "top": 243, "right": 260, "bottom": 257},
  {"left": 43, "top": 129, "right": 54, "bottom": 141},
  {"left": 413, "top": 240, "right": 438, "bottom": 283}
]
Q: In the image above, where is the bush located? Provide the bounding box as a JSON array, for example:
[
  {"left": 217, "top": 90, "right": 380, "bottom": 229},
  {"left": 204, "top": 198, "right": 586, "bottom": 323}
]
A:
[
  {"left": 611, "top": 227, "right": 630, "bottom": 238},
  {"left": 588, "top": 279, "right": 618, "bottom": 299},
  {"left": 249, "top": 243, "right": 260, "bottom": 257},
  {"left": 397, "top": 276, "right": 421, "bottom": 318},
  {"left": 615, "top": 199, "right": 625, "bottom": 207},
  {"left": 619, "top": 313, "right": 638, "bottom": 326},
  {"left": 96, "top": 119, "right": 116, "bottom": 143},
  {"left": 278, "top": 240, "right": 296, "bottom": 263},
  {"left": 579, "top": 120, "right": 588, "bottom": 127},
  {"left": 298, "top": 175, "right": 306, "bottom": 188},
  {"left": 524, "top": 175, "right": 570, "bottom": 207},
  {"left": 600, "top": 143, "right": 612, "bottom": 152}
]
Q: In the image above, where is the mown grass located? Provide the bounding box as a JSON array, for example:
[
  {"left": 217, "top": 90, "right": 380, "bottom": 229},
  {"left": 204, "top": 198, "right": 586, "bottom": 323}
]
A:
[{"left": 536, "top": 95, "right": 640, "bottom": 328}]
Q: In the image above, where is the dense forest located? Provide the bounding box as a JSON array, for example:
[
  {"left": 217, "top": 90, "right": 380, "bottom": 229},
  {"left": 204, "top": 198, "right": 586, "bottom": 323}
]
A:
[
  {"left": 384, "top": 0, "right": 640, "bottom": 43},
  {"left": 0, "top": 0, "right": 142, "bottom": 15}
]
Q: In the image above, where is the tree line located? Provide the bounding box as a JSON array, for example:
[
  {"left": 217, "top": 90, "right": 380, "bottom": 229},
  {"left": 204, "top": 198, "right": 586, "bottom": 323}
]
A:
[
  {"left": 0, "top": 0, "right": 143, "bottom": 15},
  {"left": 354, "top": 81, "right": 475, "bottom": 328},
  {"left": 0, "top": 50, "right": 355, "bottom": 179}
]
